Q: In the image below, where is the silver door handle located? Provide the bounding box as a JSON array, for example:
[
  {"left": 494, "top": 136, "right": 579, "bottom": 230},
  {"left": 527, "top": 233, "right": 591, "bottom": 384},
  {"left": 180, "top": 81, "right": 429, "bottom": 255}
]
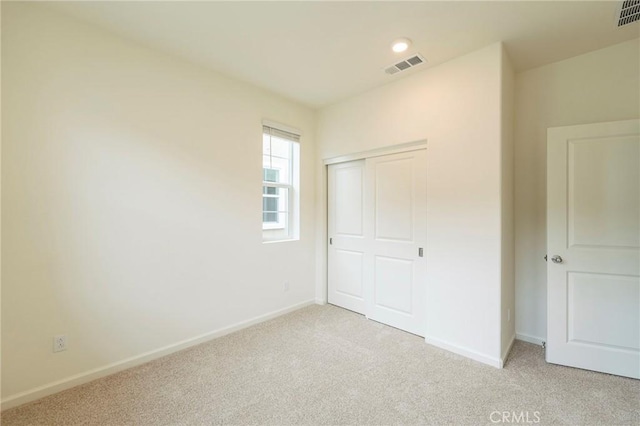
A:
[{"left": 551, "top": 255, "right": 563, "bottom": 264}]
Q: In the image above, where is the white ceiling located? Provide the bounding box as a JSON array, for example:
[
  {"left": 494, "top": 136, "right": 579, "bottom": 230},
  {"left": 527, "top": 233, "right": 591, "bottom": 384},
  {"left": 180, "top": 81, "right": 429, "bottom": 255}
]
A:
[{"left": 49, "top": 1, "right": 639, "bottom": 108}]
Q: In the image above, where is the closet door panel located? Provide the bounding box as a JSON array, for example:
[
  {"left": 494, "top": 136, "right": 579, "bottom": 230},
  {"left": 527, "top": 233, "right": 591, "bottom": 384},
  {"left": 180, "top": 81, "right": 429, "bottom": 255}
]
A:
[
  {"left": 328, "top": 160, "right": 367, "bottom": 314},
  {"left": 366, "top": 150, "right": 427, "bottom": 336}
]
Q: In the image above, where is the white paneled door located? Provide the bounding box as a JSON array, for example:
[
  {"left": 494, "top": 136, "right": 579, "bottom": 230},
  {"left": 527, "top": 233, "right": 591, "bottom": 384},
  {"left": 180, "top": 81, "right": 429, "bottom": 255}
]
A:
[
  {"left": 328, "top": 160, "right": 367, "bottom": 314},
  {"left": 547, "top": 120, "right": 640, "bottom": 379},
  {"left": 328, "top": 150, "right": 427, "bottom": 336}
]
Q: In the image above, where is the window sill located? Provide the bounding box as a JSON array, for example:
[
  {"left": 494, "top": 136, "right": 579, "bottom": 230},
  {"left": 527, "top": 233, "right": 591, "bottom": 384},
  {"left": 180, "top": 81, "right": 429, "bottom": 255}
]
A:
[{"left": 262, "top": 237, "right": 300, "bottom": 244}]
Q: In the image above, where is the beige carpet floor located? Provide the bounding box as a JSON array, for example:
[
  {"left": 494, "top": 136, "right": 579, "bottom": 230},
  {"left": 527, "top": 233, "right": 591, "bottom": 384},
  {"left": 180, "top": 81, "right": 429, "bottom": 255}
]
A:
[{"left": 2, "top": 304, "right": 639, "bottom": 425}]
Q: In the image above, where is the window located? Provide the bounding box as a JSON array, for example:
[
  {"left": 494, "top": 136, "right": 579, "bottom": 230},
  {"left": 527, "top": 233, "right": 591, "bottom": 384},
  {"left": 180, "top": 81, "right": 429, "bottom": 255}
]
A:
[
  {"left": 262, "top": 124, "right": 300, "bottom": 242},
  {"left": 262, "top": 169, "right": 280, "bottom": 224}
]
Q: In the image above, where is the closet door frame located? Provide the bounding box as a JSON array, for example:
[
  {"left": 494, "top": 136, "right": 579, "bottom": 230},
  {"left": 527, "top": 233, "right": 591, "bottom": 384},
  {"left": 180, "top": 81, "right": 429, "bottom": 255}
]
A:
[
  {"left": 324, "top": 140, "right": 428, "bottom": 167},
  {"left": 322, "top": 139, "right": 427, "bottom": 324}
]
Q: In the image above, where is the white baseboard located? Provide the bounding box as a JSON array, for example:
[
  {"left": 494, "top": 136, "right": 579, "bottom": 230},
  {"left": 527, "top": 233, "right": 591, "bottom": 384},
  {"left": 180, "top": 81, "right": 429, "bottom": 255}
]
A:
[
  {"left": 314, "top": 298, "right": 327, "bottom": 305},
  {"left": 515, "top": 332, "right": 545, "bottom": 346},
  {"left": 1, "top": 299, "right": 316, "bottom": 411},
  {"left": 500, "top": 334, "right": 516, "bottom": 368},
  {"left": 424, "top": 335, "right": 501, "bottom": 368}
]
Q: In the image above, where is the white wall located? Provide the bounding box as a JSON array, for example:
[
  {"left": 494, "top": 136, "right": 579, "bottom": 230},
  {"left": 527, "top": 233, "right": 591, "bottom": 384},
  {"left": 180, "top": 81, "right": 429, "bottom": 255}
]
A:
[
  {"left": 500, "top": 47, "right": 516, "bottom": 360},
  {"left": 316, "top": 43, "right": 507, "bottom": 366},
  {"left": 0, "top": 0, "right": 3, "bottom": 406},
  {"left": 514, "top": 39, "right": 640, "bottom": 344},
  {"left": 1, "top": 3, "right": 316, "bottom": 404}
]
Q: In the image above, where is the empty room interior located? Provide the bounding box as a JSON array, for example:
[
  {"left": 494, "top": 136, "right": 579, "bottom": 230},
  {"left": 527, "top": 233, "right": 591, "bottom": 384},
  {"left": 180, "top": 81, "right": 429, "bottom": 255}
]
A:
[{"left": 1, "top": 1, "right": 639, "bottom": 425}]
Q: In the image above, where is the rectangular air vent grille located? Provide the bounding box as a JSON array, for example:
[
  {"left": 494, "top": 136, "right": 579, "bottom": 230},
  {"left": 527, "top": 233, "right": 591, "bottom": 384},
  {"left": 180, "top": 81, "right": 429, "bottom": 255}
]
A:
[
  {"left": 385, "top": 54, "right": 426, "bottom": 75},
  {"left": 617, "top": 0, "right": 640, "bottom": 26}
]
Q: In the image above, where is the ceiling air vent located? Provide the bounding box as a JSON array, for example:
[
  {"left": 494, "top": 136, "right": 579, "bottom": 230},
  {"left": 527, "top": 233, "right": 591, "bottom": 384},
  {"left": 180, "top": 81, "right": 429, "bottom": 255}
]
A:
[
  {"left": 385, "top": 54, "right": 426, "bottom": 75},
  {"left": 616, "top": 0, "right": 640, "bottom": 27}
]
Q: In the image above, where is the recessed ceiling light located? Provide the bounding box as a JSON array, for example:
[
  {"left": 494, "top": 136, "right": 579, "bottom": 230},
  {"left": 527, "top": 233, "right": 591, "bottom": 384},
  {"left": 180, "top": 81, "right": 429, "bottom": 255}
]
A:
[{"left": 391, "top": 38, "right": 411, "bottom": 53}]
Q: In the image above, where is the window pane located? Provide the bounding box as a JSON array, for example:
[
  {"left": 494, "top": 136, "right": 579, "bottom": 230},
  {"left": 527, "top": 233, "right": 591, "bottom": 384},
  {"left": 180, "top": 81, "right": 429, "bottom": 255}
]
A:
[
  {"left": 263, "top": 168, "right": 279, "bottom": 183},
  {"left": 263, "top": 196, "right": 278, "bottom": 216},
  {"left": 262, "top": 186, "right": 289, "bottom": 230},
  {"left": 263, "top": 212, "right": 278, "bottom": 222},
  {"left": 263, "top": 134, "right": 292, "bottom": 184},
  {"left": 263, "top": 186, "right": 277, "bottom": 195}
]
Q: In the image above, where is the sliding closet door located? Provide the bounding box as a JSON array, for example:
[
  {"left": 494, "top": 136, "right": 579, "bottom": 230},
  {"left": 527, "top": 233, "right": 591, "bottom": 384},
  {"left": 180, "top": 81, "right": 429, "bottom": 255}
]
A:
[
  {"left": 365, "top": 150, "right": 427, "bottom": 336},
  {"left": 328, "top": 160, "right": 367, "bottom": 314},
  {"left": 328, "top": 149, "right": 427, "bottom": 336}
]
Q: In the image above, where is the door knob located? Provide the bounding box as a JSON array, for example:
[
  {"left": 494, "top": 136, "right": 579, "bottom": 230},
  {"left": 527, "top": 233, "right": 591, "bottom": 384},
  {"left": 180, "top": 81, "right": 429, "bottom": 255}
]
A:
[{"left": 551, "top": 255, "right": 563, "bottom": 264}]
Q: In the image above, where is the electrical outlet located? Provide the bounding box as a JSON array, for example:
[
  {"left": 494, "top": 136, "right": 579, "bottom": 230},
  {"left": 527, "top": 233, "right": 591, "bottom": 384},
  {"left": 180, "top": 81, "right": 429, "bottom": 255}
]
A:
[
  {"left": 507, "top": 309, "right": 511, "bottom": 322},
  {"left": 283, "top": 281, "right": 290, "bottom": 292},
  {"left": 53, "top": 335, "right": 67, "bottom": 353}
]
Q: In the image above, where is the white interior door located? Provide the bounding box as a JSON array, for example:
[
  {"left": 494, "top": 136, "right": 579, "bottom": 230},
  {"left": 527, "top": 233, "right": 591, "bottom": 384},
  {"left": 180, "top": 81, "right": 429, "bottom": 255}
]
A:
[
  {"left": 328, "top": 149, "right": 427, "bottom": 336},
  {"left": 328, "top": 160, "right": 367, "bottom": 314},
  {"left": 365, "top": 150, "right": 427, "bottom": 336},
  {"left": 547, "top": 119, "right": 640, "bottom": 379}
]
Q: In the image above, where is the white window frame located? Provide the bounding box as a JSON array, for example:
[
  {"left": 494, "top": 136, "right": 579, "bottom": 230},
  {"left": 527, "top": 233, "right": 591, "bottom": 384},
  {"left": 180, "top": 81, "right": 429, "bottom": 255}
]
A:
[{"left": 262, "top": 122, "right": 300, "bottom": 243}]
